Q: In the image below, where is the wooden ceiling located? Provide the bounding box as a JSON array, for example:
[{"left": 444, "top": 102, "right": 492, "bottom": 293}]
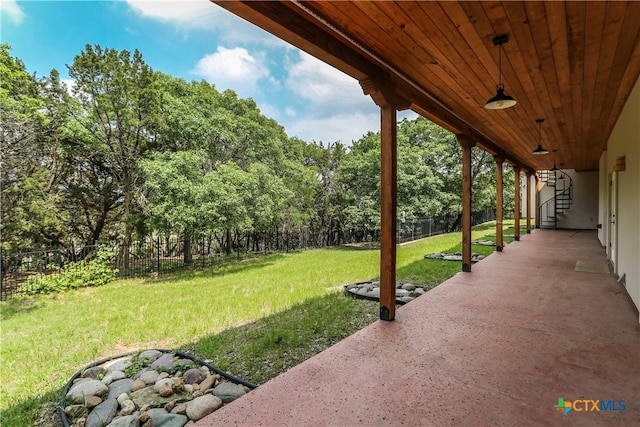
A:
[{"left": 213, "top": 1, "right": 640, "bottom": 172}]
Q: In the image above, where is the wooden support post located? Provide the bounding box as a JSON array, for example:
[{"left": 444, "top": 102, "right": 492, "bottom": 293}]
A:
[
  {"left": 526, "top": 172, "right": 532, "bottom": 233},
  {"left": 457, "top": 135, "right": 475, "bottom": 272},
  {"left": 514, "top": 167, "right": 521, "bottom": 241},
  {"left": 494, "top": 156, "right": 504, "bottom": 251},
  {"left": 379, "top": 104, "right": 397, "bottom": 321},
  {"left": 360, "top": 78, "right": 409, "bottom": 321}
]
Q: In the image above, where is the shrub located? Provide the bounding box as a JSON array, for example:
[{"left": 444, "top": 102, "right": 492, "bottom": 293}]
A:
[{"left": 22, "top": 249, "right": 118, "bottom": 295}]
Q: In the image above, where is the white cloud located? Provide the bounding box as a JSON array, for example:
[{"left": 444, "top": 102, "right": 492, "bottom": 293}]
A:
[
  {"left": 126, "top": 0, "right": 216, "bottom": 29},
  {"left": 285, "top": 111, "right": 379, "bottom": 145},
  {"left": 287, "top": 52, "right": 369, "bottom": 112},
  {"left": 126, "top": 0, "right": 286, "bottom": 46},
  {"left": 190, "top": 47, "right": 270, "bottom": 96},
  {"left": 280, "top": 52, "right": 420, "bottom": 144},
  {"left": 0, "top": 0, "right": 25, "bottom": 24}
]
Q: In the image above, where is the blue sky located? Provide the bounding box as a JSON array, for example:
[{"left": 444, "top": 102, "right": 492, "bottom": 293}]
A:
[{"left": 1, "top": 0, "right": 416, "bottom": 144}]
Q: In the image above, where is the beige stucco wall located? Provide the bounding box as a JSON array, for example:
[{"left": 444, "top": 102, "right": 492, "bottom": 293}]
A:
[
  {"left": 556, "top": 170, "right": 598, "bottom": 229},
  {"left": 600, "top": 77, "right": 640, "bottom": 320},
  {"left": 598, "top": 152, "right": 608, "bottom": 245}
]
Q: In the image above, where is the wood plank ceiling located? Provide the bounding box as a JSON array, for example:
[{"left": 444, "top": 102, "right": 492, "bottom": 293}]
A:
[{"left": 213, "top": 1, "right": 640, "bottom": 172}]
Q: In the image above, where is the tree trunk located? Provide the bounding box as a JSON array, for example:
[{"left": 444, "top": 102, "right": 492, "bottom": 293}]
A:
[{"left": 183, "top": 231, "right": 192, "bottom": 265}]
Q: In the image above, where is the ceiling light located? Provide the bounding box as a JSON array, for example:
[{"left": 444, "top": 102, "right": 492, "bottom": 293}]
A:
[
  {"left": 532, "top": 119, "right": 548, "bottom": 155},
  {"left": 484, "top": 35, "right": 517, "bottom": 110},
  {"left": 550, "top": 149, "right": 559, "bottom": 171}
]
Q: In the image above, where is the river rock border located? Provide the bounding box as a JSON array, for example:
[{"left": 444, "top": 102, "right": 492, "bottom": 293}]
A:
[
  {"left": 345, "top": 281, "right": 426, "bottom": 305},
  {"left": 424, "top": 252, "right": 486, "bottom": 262},
  {"left": 60, "top": 350, "right": 257, "bottom": 427}
]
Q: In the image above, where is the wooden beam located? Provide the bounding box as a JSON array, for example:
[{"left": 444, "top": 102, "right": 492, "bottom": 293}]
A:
[
  {"left": 526, "top": 172, "right": 533, "bottom": 233},
  {"left": 494, "top": 156, "right": 504, "bottom": 252},
  {"left": 457, "top": 134, "right": 475, "bottom": 272},
  {"left": 514, "top": 167, "right": 522, "bottom": 240},
  {"left": 379, "top": 103, "right": 397, "bottom": 321}
]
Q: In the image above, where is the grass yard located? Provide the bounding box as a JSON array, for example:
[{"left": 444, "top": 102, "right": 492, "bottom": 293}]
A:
[{"left": 0, "top": 221, "right": 514, "bottom": 425}]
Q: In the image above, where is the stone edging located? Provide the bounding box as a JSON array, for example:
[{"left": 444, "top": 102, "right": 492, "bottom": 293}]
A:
[
  {"left": 59, "top": 349, "right": 257, "bottom": 427},
  {"left": 345, "top": 281, "right": 426, "bottom": 305}
]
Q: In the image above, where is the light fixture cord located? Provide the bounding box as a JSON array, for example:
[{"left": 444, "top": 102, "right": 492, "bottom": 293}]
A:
[
  {"left": 498, "top": 44, "right": 502, "bottom": 88},
  {"left": 538, "top": 120, "right": 541, "bottom": 144}
]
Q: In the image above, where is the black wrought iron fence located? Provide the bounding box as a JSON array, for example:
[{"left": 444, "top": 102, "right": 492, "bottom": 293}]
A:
[
  {"left": 1, "top": 209, "right": 497, "bottom": 300},
  {"left": 0, "top": 245, "right": 99, "bottom": 300}
]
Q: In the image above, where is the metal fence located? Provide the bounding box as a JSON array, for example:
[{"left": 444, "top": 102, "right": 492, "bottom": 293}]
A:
[
  {"left": 1, "top": 209, "right": 496, "bottom": 300},
  {"left": 0, "top": 245, "right": 99, "bottom": 300}
]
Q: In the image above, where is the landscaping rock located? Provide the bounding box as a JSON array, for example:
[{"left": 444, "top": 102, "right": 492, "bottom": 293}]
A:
[
  {"left": 117, "top": 393, "right": 130, "bottom": 405},
  {"left": 140, "top": 370, "right": 160, "bottom": 385},
  {"left": 186, "top": 394, "right": 222, "bottom": 421},
  {"left": 345, "top": 281, "right": 426, "bottom": 305},
  {"left": 63, "top": 351, "right": 253, "bottom": 427},
  {"left": 84, "top": 395, "right": 102, "bottom": 409},
  {"left": 119, "top": 398, "right": 136, "bottom": 416},
  {"left": 212, "top": 382, "right": 246, "bottom": 403},
  {"left": 83, "top": 366, "right": 107, "bottom": 379},
  {"left": 199, "top": 374, "right": 220, "bottom": 392},
  {"left": 176, "top": 358, "right": 194, "bottom": 367},
  {"left": 67, "top": 380, "right": 109, "bottom": 403},
  {"left": 139, "top": 349, "right": 163, "bottom": 362},
  {"left": 151, "top": 353, "right": 175, "bottom": 371},
  {"left": 171, "top": 403, "right": 187, "bottom": 415},
  {"left": 107, "top": 379, "right": 133, "bottom": 400},
  {"left": 85, "top": 398, "right": 117, "bottom": 427},
  {"left": 145, "top": 407, "right": 189, "bottom": 426},
  {"left": 131, "top": 379, "right": 146, "bottom": 392},
  {"left": 110, "top": 371, "right": 126, "bottom": 381},
  {"left": 183, "top": 368, "right": 206, "bottom": 384},
  {"left": 154, "top": 378, "right": 174, "bottom": 392},
  {"left": 105, "top": 358, "right": 132, "bottom": 373},
  {"left": 401, "top": 283, "right": 416, "bottom": 291},
  {"left": 158, "top": 383, "right": 173, "bottom": 397},
  {"left": 106, "top": 414, "right": 138, "bottom": 427}
]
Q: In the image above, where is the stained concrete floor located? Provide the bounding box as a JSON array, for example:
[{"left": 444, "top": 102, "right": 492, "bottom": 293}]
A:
[{"left": 197, "top": 229, "right": 640, "bottom": 426}]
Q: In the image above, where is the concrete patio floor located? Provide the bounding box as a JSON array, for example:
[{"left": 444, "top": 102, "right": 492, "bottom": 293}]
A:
[{"left": 197, "top": 229, "right": 640, "bottom": 426}]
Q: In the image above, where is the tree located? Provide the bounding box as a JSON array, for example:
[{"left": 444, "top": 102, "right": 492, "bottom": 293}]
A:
[
  {"left": 67, "top": 45, "right": 161, "bottom": 271},
  {"left": 0, "top": 44, "right": 70, "bottom": 252}
]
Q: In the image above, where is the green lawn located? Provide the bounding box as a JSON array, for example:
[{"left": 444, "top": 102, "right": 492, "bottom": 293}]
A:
[{"left": 0, "top": 221, "right": 511, "bottom": 425}]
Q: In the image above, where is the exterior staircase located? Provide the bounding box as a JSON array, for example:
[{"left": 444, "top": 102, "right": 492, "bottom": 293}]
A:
[{"left": 538, "top": 170, "right": 574, "bottom": 229}]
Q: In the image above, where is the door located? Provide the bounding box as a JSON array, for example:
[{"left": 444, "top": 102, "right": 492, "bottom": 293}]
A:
[{"left": 609, "top": 172, "right": 618, "bottom": 272}]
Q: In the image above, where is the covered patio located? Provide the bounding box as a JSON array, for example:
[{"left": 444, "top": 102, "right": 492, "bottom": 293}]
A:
[{"left": 198, "top": 229, "right": 639, "bottom": 425}]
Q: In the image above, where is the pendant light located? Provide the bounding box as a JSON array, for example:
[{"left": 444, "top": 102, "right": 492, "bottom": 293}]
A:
[
  {"left": 550, "top": 149, "right": 559, "bottom": 171},
  {"left": 532, "top": 119, "right": 549, "bottom": 155},
  {"left": 484, "top": 35, "right": 517, "bottom": 110}
]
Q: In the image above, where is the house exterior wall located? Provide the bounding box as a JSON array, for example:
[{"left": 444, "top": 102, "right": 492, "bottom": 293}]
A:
[
  {"left": 556, "top": 170, "right": 598, "bottom": 229},
  {"left": 598, "top": 152, "right": 608, "bottom": 245},
  {"left": 535, "top": 170, "right": 598, "bottom": 229},
  {"left": 600, "top": 77, "right": 640, "bottom": 320}
]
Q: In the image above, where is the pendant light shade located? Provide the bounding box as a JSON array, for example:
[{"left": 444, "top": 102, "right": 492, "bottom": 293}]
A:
[
  {"left": 532, "top": 119, "right": 549, "bottom": 155},
  {"left": 485, "top": 85, "right": 517, "bottom": 110},
  {"left": 532, "top": 144, "right": 549, "bottom": 155},
  {"left": 484, "top": 35, "right": 517, "bottom": 110}
]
